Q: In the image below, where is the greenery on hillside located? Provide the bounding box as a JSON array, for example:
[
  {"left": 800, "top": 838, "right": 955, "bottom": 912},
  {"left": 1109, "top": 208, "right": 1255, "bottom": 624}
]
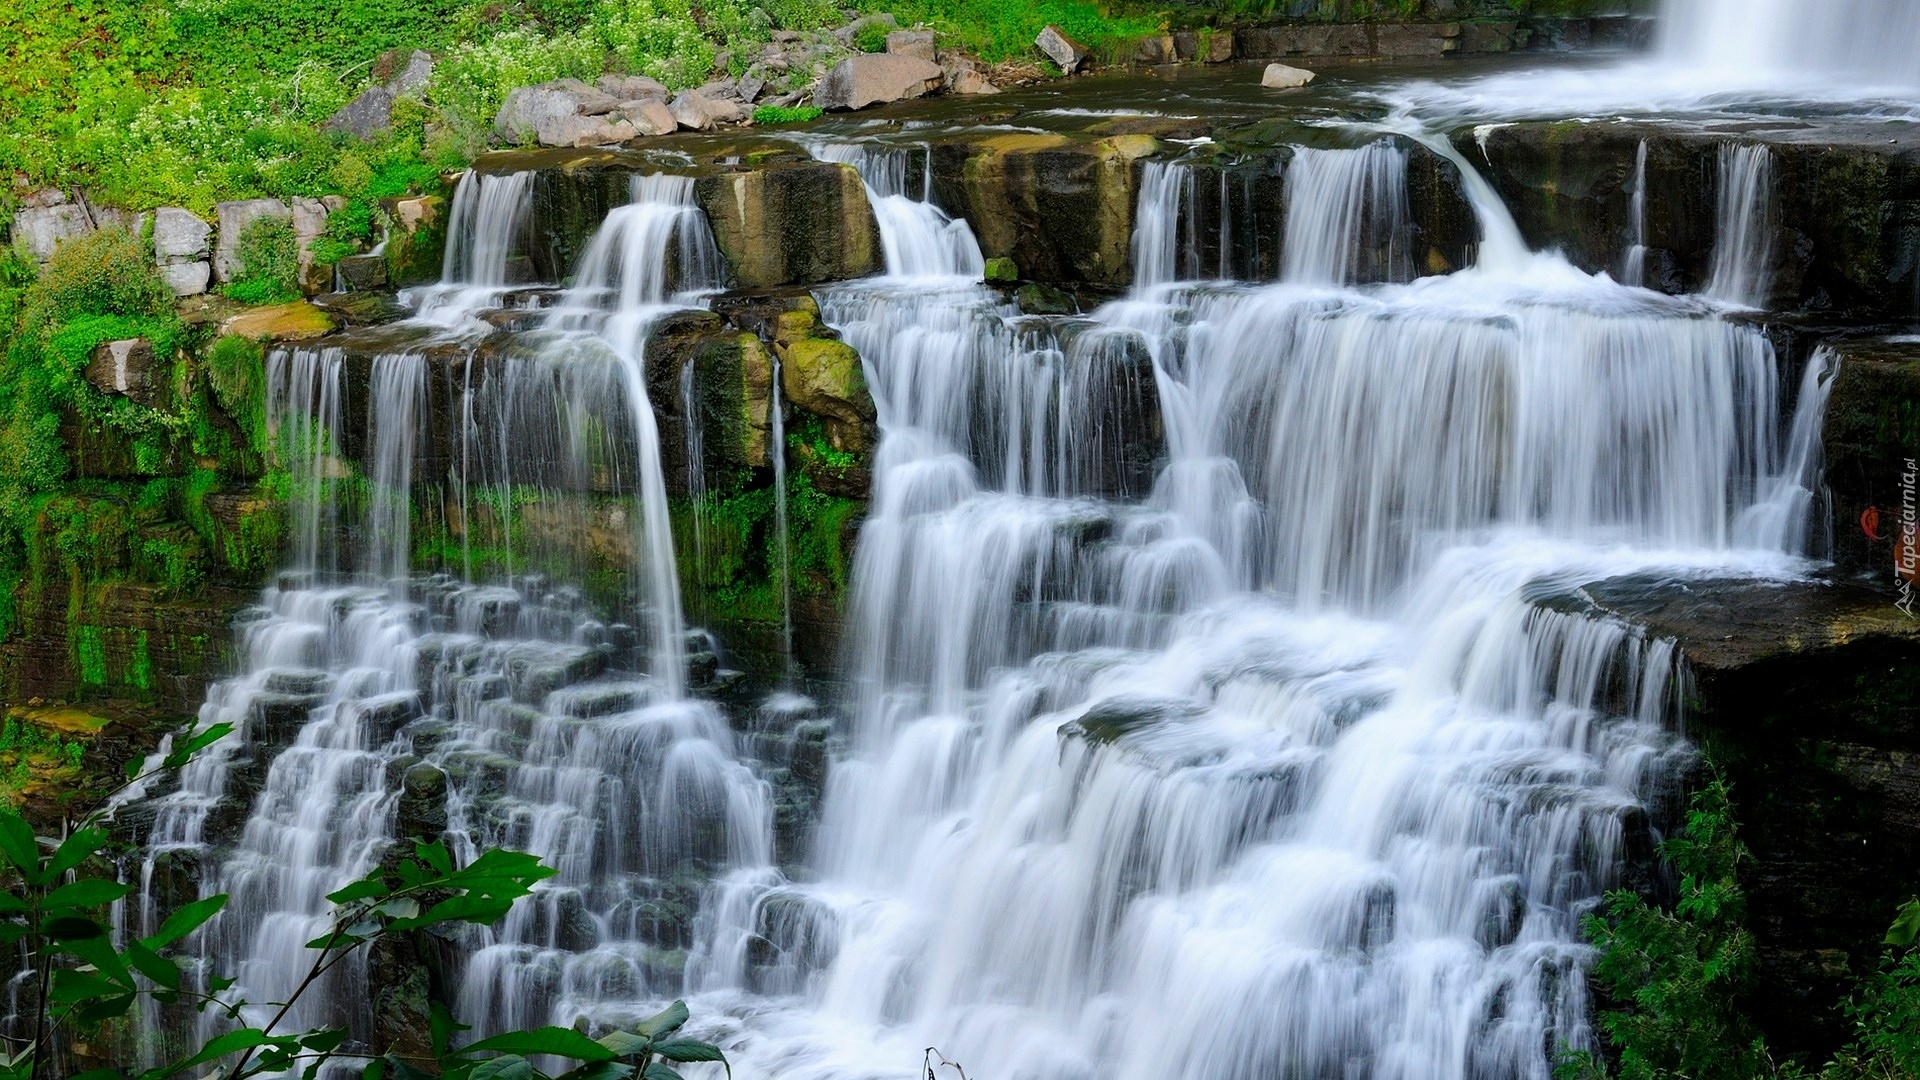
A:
[{"left": 1564, "top": 774, "right": 1920, "bottom": 1080}]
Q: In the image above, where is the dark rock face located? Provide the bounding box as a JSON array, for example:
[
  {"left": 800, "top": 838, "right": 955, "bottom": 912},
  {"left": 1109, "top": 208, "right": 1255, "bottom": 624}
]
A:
[
  {"left": 1584, "top": 574, "right": 1920, "bottom": 1055},
  {"left": 1466, "top": 120, "right": 1920, "bottom": 317},
  {"left": 1823, "top": 338, "right": 1920, "bottom": 585}
]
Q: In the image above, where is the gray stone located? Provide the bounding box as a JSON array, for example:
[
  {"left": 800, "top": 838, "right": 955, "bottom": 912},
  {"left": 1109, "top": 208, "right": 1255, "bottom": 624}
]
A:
[
  {"left": 617, "top": 99, "right": 678, "bottom": 136},
  {"left": 669, "top": 90, "right": 748, "bottom": 130},
  {"left": 85, "top": 338, "right": 163, "bottom": 407},
  {"left": 1133, "top": 34, "right": 1177, "bottom": 65},
  {"left": 338, "top": 253, "right": 389, "bottom": 291},
  {"left": 159, "top": 261, "right": 212, "bottom": 297},
  {"left": 325, "top": 51, "right": 434, "bottom": 139},
  {"left": 885, "top": 30, "right": 936, "bottom": 62},
  {"left": 290, "top": 196, "right": 329, "bottom": 240},
  {"left": 573, "top": 87, "right": 622, "bottom": 116},
  {"left": 494, "top": 79, "right": 593, "bottom": 144},
  {"left": 152, "top": 207, "right": 211, "bottom": 264},
  {"left": 1207, "top": 30, "right": 1235, "bottom": 63},
  {"left": 951, "top": 68, "right": 1000, "bottom": 95},
  {"left": 737, "top": 75, "right": 766, "bottom": 103},
  {"left": 813, "top": 53, "right": 945, "bottom": 111},
  {"left": 1261, "top": 62, "right": 1317, "bottom": 89},
  {"left": 833, "top": 12, "right": 896, "bottom": 44},
  {"left": 392, "top": 49, "right": 432, "bottom": 95},
  {"left": 214, "top": 198, "right": 292, "bottom": 282},
  {"left": 535, "top": 113, "right": 638, "bottom": 148},
  {"left": 13, "top": 205, "right": 93, "bottom": 262},
  {"left": 597, "top": 73, "right": 669, "bottom": 100},
  {"left": 1035, "top": 24, "right": 1091, "bottom": 73}
]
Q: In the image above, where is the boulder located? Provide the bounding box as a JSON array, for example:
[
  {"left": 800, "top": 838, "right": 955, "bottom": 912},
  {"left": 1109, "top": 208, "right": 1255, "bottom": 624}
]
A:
[
  {"left": 213, "top": 198, "right": 292, "bottom": 283},
  {"left": 1262, "top": 63, "right": 1316, "bottom": 89},
  {"left": 1133, "top": 34, "right": 1177, "bottom": 65},
  {"left": 325, "top": 50, "right": 433, "bottom": 139},
  {"left": 85, "top": 339, "right": 164, "bottom": 408},
  {"left": 669, "top": 91, "right": 748, "bottom": 131},
  {"left": 535, "top": 113, "right": 639, "bottom": 148},
  {"left": 1036, "top": 25, "right": 1091, "bottom": 73},
  {"left": 159, "top": 261, "right": 211, "bottom": 297},
  {"left": 152, "top": 208, "right": 210, "bottom": 264},
  {"left": 619, "top": 99, "right": 678, "bottom": 136},
  {"left": 780, "top": 338, "right": 873, "bottom": 428},
  {"left": 952, "top": 68, "right": 1000, "bottom": 95},
  {"left": 813, "top": 54, "right": 945, "bottom": 111},
  {"left": 337, "top": 254, "right": 389, "bottom": 291},
  {"left": 494, "top": 79, "right": 595, "bottom": 144},
  {"left": 597, "top": 74, "right": 668, "bottom": 100},
  {"left": 290, "top": 197, "right": 332, "bottom": 294},
  {"left": 694, "top": 163, "right": 882, "bottom": 287},
  {"left": 885, "top": 29, "right": 936, "bottom": 63},
  {"left": 219, "top": 301, "right": 336, "bottom": 342},
  {"left": 12, "top": 205, "right": 93, "bottom": 262}
]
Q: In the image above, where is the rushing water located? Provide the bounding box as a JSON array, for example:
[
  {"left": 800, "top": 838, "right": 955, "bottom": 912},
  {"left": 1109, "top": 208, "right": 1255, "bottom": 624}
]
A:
[{"left": 119, "top": 39, "right": 1858, "bottom": 1080}]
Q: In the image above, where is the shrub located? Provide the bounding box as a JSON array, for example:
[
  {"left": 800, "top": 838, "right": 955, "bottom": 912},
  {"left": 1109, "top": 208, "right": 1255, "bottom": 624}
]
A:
[
  {"left": 853, "top": 19, "right": 892, "bottom": 52},
  {"left": 206, "top": 334, "right": 266, "bottom": 443},
  {"left": 221, "top": 214, "right": 300, "bottom": 305},
  {"left": 590, "top": 0, "right": 718, "bottom": 89},
  {"left": 752, "top": 104, "right": 824, "bottom": 125},
  {"left": 19, "top": 228, "right": 173, "bottom": 337},
  {"left": 431, "top": 27, "right": 606, "bottom": 149}
]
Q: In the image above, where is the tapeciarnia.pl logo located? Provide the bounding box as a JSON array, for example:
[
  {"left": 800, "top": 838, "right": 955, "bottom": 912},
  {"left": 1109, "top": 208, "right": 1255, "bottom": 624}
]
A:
[{"left": 1898, "top": 457, "right": 1917, "bottom": 618}]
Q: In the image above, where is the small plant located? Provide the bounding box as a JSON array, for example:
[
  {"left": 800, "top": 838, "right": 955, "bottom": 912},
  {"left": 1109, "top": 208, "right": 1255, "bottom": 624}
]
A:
[
  {"left": 221, "top": 215, "right": 300, "bottom": 306},
  {"left": 852, "top": 20, "right": 891, "bottom": 52},
  {"left": 751, "top": 104, "right": 824, "bottom": 126}
]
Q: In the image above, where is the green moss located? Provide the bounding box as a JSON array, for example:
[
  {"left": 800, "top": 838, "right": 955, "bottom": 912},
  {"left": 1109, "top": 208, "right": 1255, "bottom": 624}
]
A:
[{"left": 220, "top": 215, "right": 300, "bottom": 305}]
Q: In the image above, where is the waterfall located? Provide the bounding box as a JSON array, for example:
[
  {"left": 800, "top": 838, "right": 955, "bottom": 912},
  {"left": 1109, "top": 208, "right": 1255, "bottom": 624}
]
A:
[
  {"left": 1703, "top": 144, "right": 1777, "bottom": 309},
  {"left": 769, "top": 353, "right": 795, "bottom": 681},
  {"left": 1621, "top": 140, "right": 1648, "bottom": 288},
  {"left": 1659, "top": 0, "right": 1920, "bottom": 88},
  {"left": 411, "top": 170, "right": 537, "bottom": 327},
  {"left": 812, "top": 143, "right": 986, "bottom": 279},
  {"left": 1131, "top": 160, "right": 1192, "bottom": 288},
  {"left": 1281, "top": 142, "right": 1412, "bottom": 285}
]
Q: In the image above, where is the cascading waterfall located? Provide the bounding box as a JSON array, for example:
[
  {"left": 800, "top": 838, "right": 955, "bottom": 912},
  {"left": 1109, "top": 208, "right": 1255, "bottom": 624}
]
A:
[
  {"left": 1703, "top": 144, "right": 1776, "bottom": 309},
  {"left": 1658, "top": 0, "right": 1920, "bottom": 88},
  {"left": 1281, "top": 141, "right": 1412, "bottom": 285},
  {"left": 1621, "top": 140, "right": 1648, "bottom": 288},
  {"left": 411, "top": 170, "right": 538, "bottom": 327},
  {"left": 811, "top": 143, "right": 986, "bottom": 279}
]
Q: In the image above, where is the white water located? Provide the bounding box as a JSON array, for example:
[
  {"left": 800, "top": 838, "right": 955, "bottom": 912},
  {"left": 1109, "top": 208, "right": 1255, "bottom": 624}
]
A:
[
  {"left": 1659, "top": 0, "right": 1920, "bottom": 90},
  {"left": 811, "top": 143, "right": 986, "bottom": 280},
  {"left": 410, "top": 170, "right": 539, "bottom": 329},
  {"left": 1703, "top": 144, "right": 1777, "bottom": 309},
  {"left": 1621, "top": 141, "right": 1648, "bottom": 289}
]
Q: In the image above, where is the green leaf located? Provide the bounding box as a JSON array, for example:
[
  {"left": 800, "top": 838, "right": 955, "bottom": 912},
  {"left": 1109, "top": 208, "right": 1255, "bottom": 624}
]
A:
[
  {"left": 558, "top": 1064, "right": 635, "bottom": 1080},
  {"left": 44, "top": 915, "right": 107, "bottom": 940},
  {"left": 634, "top": 1002, "right": 689, "bottom": 1039},
  {"left": 469, "top": 1056, "right": 536, "bottom": 1080},
  {"left": 44, "top": 878, "right": 131, "bottom": 910},
  {"left": 74, "top": 993, "right": 138, "bottom": 1024},
  {"left": 326, "top": 878, "right": 389, "bottom": 906},
  {"left": 596, "top": 1033, "right": 651, "bottom": 1059},
  {"left": 164, "top": 1026, "right": 270, "bottom": 1076},
  {"left": 0, "top": 891, "right": 28, "bottom": 914},
  {"left": 431, "top": 1001, "right": 469, "bottom": 1057},
  {"left": 362, "top": 1059, "right": 384, "bottom": 1080},
  {"left": 300, "top": 1028, "right": 349, "bottom": 1053},
  {"left": 416, "top": 840, "right": 454, "bottom": 875},
  {"left": 47, "top": 828, "right": 111, "bottom": 878},
  {"left": 1886, "top": 898, "right": 1920, "bottom": 946},
  {"left": 0, "top": 816, "right": 42, "bottom": 882},
  {"left": 50, "top": 968, "right": 124, "bottom": 1004},
  {"left": 164, "top": 723, "right": 235, "bottom": 770},
  {"left": 461, "top": 1028, "right": 615, "bottom": 1063},
  {"left": 651, "top": 1041, "right": 724, "bottom": 1065},
  {"left": 142, "top": 894, "right": 227, "bottom": 949},
  {"left": 641, "top": 1064, "right": 683, "bottom": 1080},
  {"left": 126, "top": 942, "right": 181, "bottom": 991}
]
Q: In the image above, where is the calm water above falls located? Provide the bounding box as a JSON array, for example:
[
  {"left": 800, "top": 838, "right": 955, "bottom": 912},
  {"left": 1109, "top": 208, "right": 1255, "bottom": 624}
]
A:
[{"left": 116, "top": 3, "right": 1911, "bottom": 1078}]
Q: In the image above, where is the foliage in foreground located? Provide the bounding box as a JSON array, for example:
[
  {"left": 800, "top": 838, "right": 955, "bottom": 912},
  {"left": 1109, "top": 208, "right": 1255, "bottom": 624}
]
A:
[
  {"left": 1564, "top": 773, "right": 1920, "bottom": 1080},
  {"left": 0, "top": 720, "right": 729, "bottom": 1080}
]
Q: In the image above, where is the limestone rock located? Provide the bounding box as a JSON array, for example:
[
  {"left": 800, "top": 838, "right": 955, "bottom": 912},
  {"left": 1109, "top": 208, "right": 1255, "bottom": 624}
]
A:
[
  {"left": 494, "top": 79, "right": 595, "bottom": 144},
  {"left": 159, "top": 261, "right": 211, "bottom": 297},
  {"left": 781, "top": 338, "right": 874, "bottom": 428},
  {"left": 669, "top": 91, "right": 748, "bottom": 131},
  {"left": 213, "top": 199, "right": 292, "bottom": 282},
  {"left": 290, "top": 196, "right": 332, "bottom": 294},
  {"left": 535, "top": 113, "right": 638, "bottom": 148},
  {"left": 597, "top": 74, "right": 669, "bottom": 100},
  {"left": 1036, "top": 25, "right": 1091, "bottom": 73},
  {"left": 152, "top": 208, "right": 211, "bottom": 264},
  {"left": 13, "top": 205, "right": 93, "bottom": 262},
  {"left": 885, "top": 30, "right": 936, "bottom": 62},
  {"left": 1261, "top": 62, "right": 1317, "bottom": 89},
  {"left": 693, "top": 163, "right": 882, "bottom": 287},
  {"left": 813, "top": 54, "right": 945, "bottom": 111},
  {"left": 952, "top": 68, "right": 1000, "bottom": 95},
  {"left": 619, "top": 99, "right": 678, "bottom": 136},
  {"left": 219, "top": 301, "right": 336, "bottom": 342},
  {"left": 85, "top": 339, "right": 164, "bottom": 408}
]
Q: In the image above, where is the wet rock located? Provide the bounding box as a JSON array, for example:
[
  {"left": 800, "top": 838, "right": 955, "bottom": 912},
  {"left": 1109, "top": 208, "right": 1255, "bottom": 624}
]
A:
[
  {"left": 248, "top": 691, "right": 325, "bottom": 746},
  {"left": 933, "top": 133, "right": 1155, "bottom": 286},
  {"left": 337, "top": 253, "right": 389, "bottom": 291},
  {"left": 1035, "top": 24, "right": 1090, "bottom": 73},
  {"left": 84, "top": 339, "right": 164, "bottom": 408},
  {"left": 383, "top": 193, "right": 447, "bottom": 287},
  {"left": 951, "top": 67, "right": 999, "bottom": 95},
  {"left": 669, "top": 90, "right": 748, "bottom": 131},
  {"left": 885, "top": 29, "right": 936, "bottom": 62},
  {"left": 781, "top": 338, "right": 874, "bottom": 432},
  {"left": 218, "top": 301, "right": 337, "bottom": 342},
  {"left": 1822, "top": 338, "right": 1920, "bottom": 583},
  {"left": 813, "top": 54, "right": 944, "bottom": 112},
  {"left": 1016, "top": 282, "right": 1075, "bottom": 315},
  {"left": 694, "top": 162, "right": 882, "bottom": 287},
  {"left": 396, "top": 762, "right": 448, "bottom": 841},
  {"left": 1261, "top": 62, "right": 1316, "bottom": 89},
  {"left": 1133, "top": 34, "right": 1177, "bottom": 65},
  {"left": 1064, "top": 695, "right": 1203, "bottom": 745},
  {"left": 213, "top": 198, "right": 292, "bottom": 282},
  {"left": 263, "top": 669, "right": 332, "bottom": 695},
  {"left": 1475, "top": 876, "right": 1526, "bottom": 951}
]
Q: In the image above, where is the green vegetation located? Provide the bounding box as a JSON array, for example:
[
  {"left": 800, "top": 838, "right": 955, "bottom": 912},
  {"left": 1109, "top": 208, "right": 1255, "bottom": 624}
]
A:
[
  {"left": 1565, "top": 773, "right": 1920, "bottom": 1080},
  {"left": 852, "top": 20, "right": 894, "bottom": 53},
  {"left": 675, "top": 468, "right": 860, "bottom": 625},
  {"left": 751, "top": 105, "right": 825, "bottom": 126},
  {"left": 221, "top": 216, "right": 302, "bottom": 305},
  {"left": 0, "top": 715, "right": 86, "bottom": 803},
  {"left": 860, "top": 0, "right": 1159, "bottom": 63},
  {"left": 0, "top": 724, "right": 731, "bottom": 1080}
]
